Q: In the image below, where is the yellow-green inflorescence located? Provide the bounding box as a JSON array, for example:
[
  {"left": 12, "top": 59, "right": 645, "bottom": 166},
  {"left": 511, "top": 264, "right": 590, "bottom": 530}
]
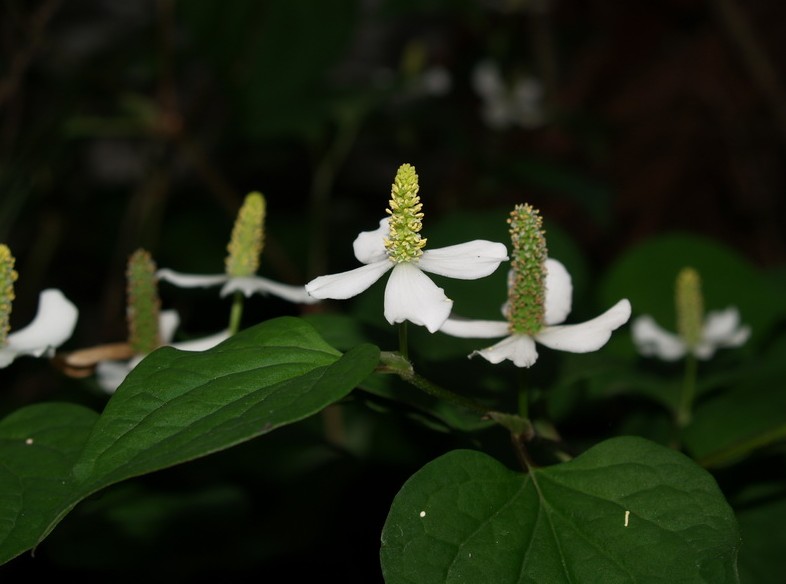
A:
[
  {"left": 0, "top": 244, "right": 18, "bottom": 346},
  {"left": 506, "top": 204, "right": 548, "bottom": 336},
  {"left": 225, "top": 192, "right": 266, "bottom": 278},
  {"left": 676, "top": 266, "right": 704, "bottom": 349},
  {"left": 384, "top": 164, "right": 427, "bottom": 263},
  {"left": 126, "top": 248, "right": 161, "bottom": 355}
]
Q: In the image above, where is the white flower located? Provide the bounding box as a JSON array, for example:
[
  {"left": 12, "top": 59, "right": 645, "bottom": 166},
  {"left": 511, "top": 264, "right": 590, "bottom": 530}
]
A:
[
  {"left": 472, "top": 60, "right": 545, "bottom": 130},
  {"left": 440, "top": 259, "right": 632, "bottom": 367},
  {"left": 0, "top": 288, "right": 78, "bottom": 368},
  {"left": 305, "top": 218, "right": 509, "bottom": 333},
  {"left": 156, "top": 269, "right": 318, "bottom": 304},
  {"left": 631, "top": 308, "right": 750, "bottom": 361},
  {"left": 95, "top": 309, "right": 230, "bottom": 393},
  {"left": 158, "top": 192, "right": 317, "bottom": 305}
]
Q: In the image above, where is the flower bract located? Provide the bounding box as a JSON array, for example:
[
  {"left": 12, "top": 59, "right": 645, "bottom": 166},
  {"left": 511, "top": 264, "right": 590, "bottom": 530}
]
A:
[
  {"left": 305, "top": 218, "right": 509, "bottom": 333},
  {"left": 440, "top": 259, "right": 631, "bottom": 367},
  {"left": 156, "top": 269, "right": 317, "bottom": 303},
  {"left": 631, "top": 267, "right": 750, "bottom": 361},
  {"left": 306, "top": 163, "right": 508, "bottom": 333},
  {"left": 157, "top": 192, "right": 316, "bottom": 304},
  {"left": 0, "top": 288, "right": 79, "bottom": 368},
  {"left": 631, "top": 308, "right": 750, "bottom": 361},
  {"left": 472, "top": 60, "right": 545, "bottom": 130}
]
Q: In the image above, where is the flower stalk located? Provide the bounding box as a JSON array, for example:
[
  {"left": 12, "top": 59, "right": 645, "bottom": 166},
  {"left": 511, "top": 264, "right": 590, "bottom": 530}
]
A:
[
  {"left": 674, "top": 267, "right": 702, "bottom": 429},
  {"left": 677, "top": 354, "right": 698, "bottom": 429},
  {"left": 398, "top": 321, "right": 409, "bottom": 361},
  {"left": 378, "top": 351, "right": 489, "bottom": 415}
]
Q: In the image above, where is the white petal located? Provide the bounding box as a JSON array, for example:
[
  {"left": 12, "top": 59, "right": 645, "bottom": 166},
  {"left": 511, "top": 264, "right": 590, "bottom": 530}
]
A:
[
  {"left": 718, "top": 325, "right": 751, "bottom": 349},
  {"left": 693, "top": 309, "right": 751, "bottom": 359},
  {"left": 439, "top": 316, "right": 509, "bottom": 339},
  {"left": 631, "top": 315, "right": 687, "bottom": 361},
  {"left": 159, "top": 310, "right": 180, "bottom": 344},
  {"left": 220, "top": 276, "right": 319, "bottom": 303},
  {"left": 417, "top": 240, "right": 508, "bottom": 279},
  {"left": 536, "top": 299, "right": 632, "bottom": 353},
  {"left": 172, "top": 330, "right": 231, "bottom": 352},
  {"left": 472, "top": 60, "right": 506, "bottom": 99},
  {"left": 95, "top": 359, "right": 135, "bottom": 394},
  {"left": 156, "top": 269, "right": 228, "bottom": 288},
  {"left": 702, "top": 308, "right": 750, "bottom": 347},
  {"left": 384, "top": 262, "right": 453, "bottom": 333},
  {"left": 0, "top": 349, "right": 18, "bottom": 368},
  {"left": 353, "top": 218, "right": 390, "bottom": 264},
  {"left": 473, "top": 334, "right": 539, "bottom": 368},
  {"left": 305, "top": 260, "right": 392, "bottom": 300},
  {"left": 543, "top": 258, "right": 572, "bottom": 326},
  {"left": 3, "top": 289, "right": 79, "bottom": 365}
]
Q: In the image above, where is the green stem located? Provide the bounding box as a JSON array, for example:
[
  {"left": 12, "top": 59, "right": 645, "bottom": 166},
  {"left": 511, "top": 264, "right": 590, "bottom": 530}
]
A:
[
  {"left": 228, "top": 291, "right": 244, "bottom": 335},
  {"left": 407, "top": 370, "right": 488, "bottom": 415},
  {"left": 510, "top": 431, "right": 536, "bottom": 473},
  {"left": 517, "top": 367, "right": 529, "bottom": 419},
  {"left": 378, "top": 351, "right": 487, "bottom": 415},
  {"left": 676, "top": 354, "right": 698, "bottom": 429},
  {"left": 398, "top": 321, "right": 409, "bottom": 361},
  {"left": 698, "top": 424, "right": 786, "bottom": 468}
]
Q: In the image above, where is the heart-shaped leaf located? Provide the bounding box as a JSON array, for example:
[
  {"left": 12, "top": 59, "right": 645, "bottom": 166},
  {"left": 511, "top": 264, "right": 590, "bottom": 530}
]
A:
[
  {"left": 381, "top": 436, "right": 739, "bottom": 583},
  {"left": 0, "top": 317, "right": 379, "bottom": 564}
]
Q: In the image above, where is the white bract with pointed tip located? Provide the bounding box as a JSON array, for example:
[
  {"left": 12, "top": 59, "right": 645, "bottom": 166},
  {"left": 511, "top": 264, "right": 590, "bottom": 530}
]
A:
[
  {"left": 440, "top": 259, "right": 631, "bottom": 367},
  {"left": 156, "top": 269, "right": 317, "bottom": 304},
  {"left": 305, "top": 219, "right": 509, "bottom": 333},
  {"left": 0, "top": 288, "right": 79, "bottom": 368},
  {"left": 631, "top": 307, "right": 750, "bottom": 361},
  {"left": 96, "top": 309, "right": 230, "bottom": 393}
]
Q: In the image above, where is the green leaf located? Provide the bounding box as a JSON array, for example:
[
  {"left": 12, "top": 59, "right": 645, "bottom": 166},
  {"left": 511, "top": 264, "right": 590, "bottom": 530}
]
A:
[
  {"left": 381, "top": 437, "right": 739, "bottom": 583},
  {"left": 683, "top": 383, "right": 786, "bottom": 468},
  {"left": 0, "top": 403, "right": 98, "bottom": 560},
  {"left": 681, "top": 337, "right": 786, "bottom": 467},
  {"left": 0, "top": 317, "right": 380, "bottom": 564},
  {"left": 734, "top": 482, "right": 786, "bottom": 584}
]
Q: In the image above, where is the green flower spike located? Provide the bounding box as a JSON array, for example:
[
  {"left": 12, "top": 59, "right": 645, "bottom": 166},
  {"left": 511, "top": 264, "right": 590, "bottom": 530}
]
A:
[
  {"left": 127, "top": 248, "right": 161, "bottom": 355},
  {"left": 95, "top": 251, "right": 229, "bottom": 393},
  {"left": 225, "top": 192, "right": 266, "bottom": 278},
  {"left": 506, "top": 204, "right": 548, "bottom": 336},
  {"left": 0, "top": 244, "right": 18, "bottom": 346},
  {"left": 384, "top": 163, "right": 427, "bottom": 263},
  {"left": 675, "top": 267, "right": 703, "bottom": 350},
  {"left": 439, "top": 203, "right": 631, "bottom": 368}
]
